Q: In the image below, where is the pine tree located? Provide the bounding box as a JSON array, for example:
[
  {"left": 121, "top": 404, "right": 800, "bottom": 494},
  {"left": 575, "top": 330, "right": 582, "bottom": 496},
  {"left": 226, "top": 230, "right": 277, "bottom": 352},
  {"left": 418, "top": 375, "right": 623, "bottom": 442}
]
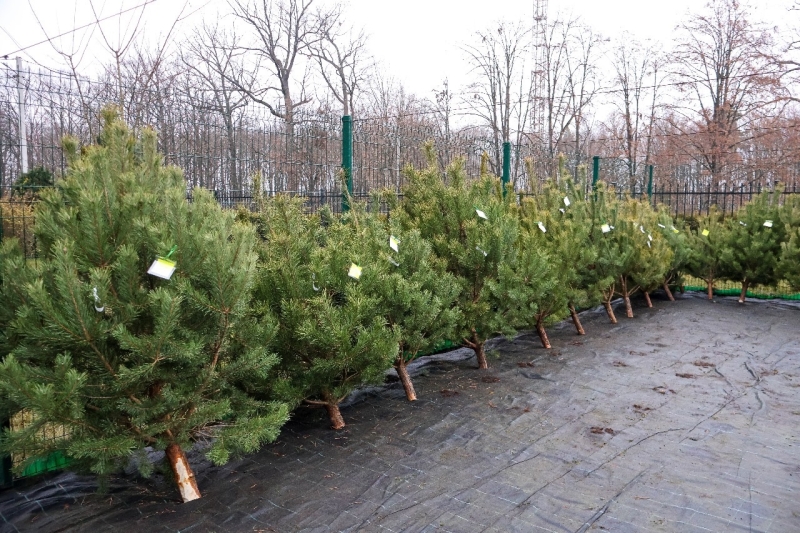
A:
[
  {"left": 253, "top": 197, "right": 399, "bottom": 429},
  {"left": 655, "top": 207, "right": 692, "bottom": 301},
  {"left": 400, "top": 150, "right": 519, "bottom": 369},
  {"left": 0, "top": 113, "right": 289, "bottom": 503},
  {"left": 627, "top": 200, "right": 674, "bottom": 309},
  {"left": 719, "top": 188, "right": 786, "bottom": 303},
  {"left": 587, "top": 184, "right": 627, "bottom": 323},
  {"left": 510, "top": 179, "right": 584, "bottom": 345},
  {"left": 362, "top": 196, "right": 461, "bottom": 401},
  {"left": 778, "top": 194, "right": 800, "bottom": 290},
  {"left": 685, "top": 207, "right": 729, "bottom": 299}
]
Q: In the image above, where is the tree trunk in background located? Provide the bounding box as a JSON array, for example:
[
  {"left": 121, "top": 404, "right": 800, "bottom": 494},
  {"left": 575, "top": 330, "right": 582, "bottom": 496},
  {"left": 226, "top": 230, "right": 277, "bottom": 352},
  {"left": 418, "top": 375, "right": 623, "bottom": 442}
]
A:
[
  {"left": 569, "top": 304, "right": 585, "bottom": 335},
  {"left": 663, "top": 282, "right": 675, "bottom": 301},
  {"left": 643, "top": 291, "right": 653, "bottom": 308}
]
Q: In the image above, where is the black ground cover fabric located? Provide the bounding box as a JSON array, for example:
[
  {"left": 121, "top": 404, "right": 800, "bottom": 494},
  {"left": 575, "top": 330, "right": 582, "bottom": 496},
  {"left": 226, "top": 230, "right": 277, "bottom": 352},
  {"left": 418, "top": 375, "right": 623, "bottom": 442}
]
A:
[{"left": 1, "top": 293, "right": 799, "bottom": 532}]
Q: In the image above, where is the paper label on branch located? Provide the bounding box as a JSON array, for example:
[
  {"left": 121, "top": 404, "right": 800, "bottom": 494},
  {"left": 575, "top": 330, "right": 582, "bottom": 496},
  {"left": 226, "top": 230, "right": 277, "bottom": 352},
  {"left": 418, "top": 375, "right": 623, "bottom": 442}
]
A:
[
  {"left": 610, "top": 225, "right": 615, "bottom": 230},
  {"left": 647, "top": 241, "right": 651, "bottom": 248},
  {"left": 648, "top": 234, "right": 653, "bottom": 241},
  {"left": 148, "top": 258, "right": 176, "bottom": 280},
  {"left": 388, "top": 257, "right": 400, "bottom": 267},
  {"left": 601, "top": 224, "right": 611, "bottom": 233},
  {"left": 348, "top": 263, "right": 362, "bottom": 280},
  {"left": 671, "top": 226, "right": 679, "bottom": 234},
  {"left": 312, "top": 273, "right": 320, "bottom": 291},
  {"left": 476, "top": 208, "right": 488, "bottom": 220},
  {"left": 538, "top": 221, "right": 547, "bottom": 233},
  {"left": 658, "top": 223, "right": 666, "bottom": 228},
  {"left": 389, "top": 235, "right": 399, "bottom": 252},
  {"left": 559, "top": 208, "right": 565, "bottom": 214},
  {"left": 92, "top": 287, "right": 104, "bottom": 313},
  {"left": 739, "top": 221, "right": 747, "bottom": 226},
  {"left": 563, "top": 196, "right": 571, "bottom": 207},
  {"left": 702, "top": 229, "right": 710, "bottom": 236},
  {"left": 764, "top": 220, "right": 773, "bottom": 228},
  {"left": 640, "top": 225, "right": 645, "bottom": 233},
  {"left": 476, "top": 246, "right": 488, "bottom": 257}
]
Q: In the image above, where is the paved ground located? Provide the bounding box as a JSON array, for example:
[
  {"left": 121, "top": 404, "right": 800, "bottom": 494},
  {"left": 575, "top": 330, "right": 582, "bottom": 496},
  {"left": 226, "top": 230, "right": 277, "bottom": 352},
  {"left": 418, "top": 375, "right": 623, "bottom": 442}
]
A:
[{"left": 1, "top": 293, "right": 799, "bottom": 532}]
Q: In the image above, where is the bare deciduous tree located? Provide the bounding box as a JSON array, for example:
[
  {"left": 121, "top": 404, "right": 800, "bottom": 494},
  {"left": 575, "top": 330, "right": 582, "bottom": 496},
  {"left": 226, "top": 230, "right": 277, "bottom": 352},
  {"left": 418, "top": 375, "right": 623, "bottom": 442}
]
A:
[{"left": 670, "top": 0, "right": 784, "bottom": 184}]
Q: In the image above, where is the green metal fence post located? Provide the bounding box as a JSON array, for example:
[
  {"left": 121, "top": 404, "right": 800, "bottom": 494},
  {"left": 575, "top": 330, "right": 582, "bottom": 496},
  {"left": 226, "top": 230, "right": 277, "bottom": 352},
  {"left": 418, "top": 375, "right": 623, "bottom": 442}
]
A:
[
  {"left": 341, "top": 115, "right": 353, "bottom": 212},
  {"left": 647, "top": 164, "right": 654, "bottom": 203},
  {"left": 502, "top": 141, "right": 511, "bottom": 196},
  {"left": 592, "top": 156, "right": 600, "bottom": 193}
]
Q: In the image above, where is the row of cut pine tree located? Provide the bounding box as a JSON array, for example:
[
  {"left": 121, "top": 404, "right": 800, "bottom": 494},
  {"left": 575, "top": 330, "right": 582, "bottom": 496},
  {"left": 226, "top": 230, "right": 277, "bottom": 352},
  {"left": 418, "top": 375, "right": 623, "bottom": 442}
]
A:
[{"left": 1, "top": 116, "right": 798, "bottom": 503}]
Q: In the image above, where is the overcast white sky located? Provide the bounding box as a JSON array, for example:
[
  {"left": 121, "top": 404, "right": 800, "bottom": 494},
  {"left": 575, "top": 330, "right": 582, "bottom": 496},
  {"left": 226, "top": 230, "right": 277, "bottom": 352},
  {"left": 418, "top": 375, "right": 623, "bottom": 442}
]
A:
[{"left": 0, "top": 0, "right": 796, "bottom": 99}]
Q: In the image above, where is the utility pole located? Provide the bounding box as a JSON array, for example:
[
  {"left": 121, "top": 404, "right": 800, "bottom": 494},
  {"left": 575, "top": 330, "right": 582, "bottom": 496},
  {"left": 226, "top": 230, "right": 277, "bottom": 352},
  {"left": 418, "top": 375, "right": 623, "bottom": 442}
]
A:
[
  {"left": 530, "top": 0, "right": 548, "bottom": 139},
  {"left": 16, "top": 57, "right": 28, "bottom": 176}
]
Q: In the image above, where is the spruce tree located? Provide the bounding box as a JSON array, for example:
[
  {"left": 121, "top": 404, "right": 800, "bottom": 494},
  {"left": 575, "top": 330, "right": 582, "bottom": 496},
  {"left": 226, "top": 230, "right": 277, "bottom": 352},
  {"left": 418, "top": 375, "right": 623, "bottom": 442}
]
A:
[
  {"left": 400, "top": 150, "right": 519, "bottom": 369},
  {"left": 253, "top": 197, "right": 399, "bottom": 429},
  {"left": 719, "top": 188, "right": 786, "bottom": 303},
  {"left": 685, "top": 207, "right": 729, "bottom": 299},
  {"left": 0, "top": 113, "right": 289, "bottom": 503}
]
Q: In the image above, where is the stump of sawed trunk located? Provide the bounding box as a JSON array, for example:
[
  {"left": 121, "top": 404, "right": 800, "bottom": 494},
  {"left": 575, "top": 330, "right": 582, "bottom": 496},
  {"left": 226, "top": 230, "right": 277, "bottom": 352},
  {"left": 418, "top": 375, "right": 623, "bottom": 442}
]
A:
[
  {"left": 465, "top": 329, "right": 488, "bottom": 369},
  {"left": 569, "top": 304, "right": 585, "bottom": 335},
  {"left": 662, "top": 282, "right": 675, "bottom": 302},
  {"left": 739, "top": 281, "right": 750, "bottom": 304},
  {"left": 643, "top": 291, "right": 653, "bottom": 308},
  {"left": 165, "top": 443, "right": 201, "bottom": 503},
  {"left": 535, "top": 317, "right": 551, "bottom": 349},
  {"left": 396, "top": 355, "right": 417, "bottom": 401},
  {"left": 603, "top": 300, "right": 618, "bottom": 324}
]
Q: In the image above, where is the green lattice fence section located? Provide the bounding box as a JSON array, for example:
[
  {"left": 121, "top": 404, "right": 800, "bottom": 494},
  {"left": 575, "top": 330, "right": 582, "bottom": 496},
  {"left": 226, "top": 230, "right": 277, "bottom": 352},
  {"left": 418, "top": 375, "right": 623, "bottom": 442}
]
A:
[{"left": 682, "top": 275, "right": 800, "bottom": 301}]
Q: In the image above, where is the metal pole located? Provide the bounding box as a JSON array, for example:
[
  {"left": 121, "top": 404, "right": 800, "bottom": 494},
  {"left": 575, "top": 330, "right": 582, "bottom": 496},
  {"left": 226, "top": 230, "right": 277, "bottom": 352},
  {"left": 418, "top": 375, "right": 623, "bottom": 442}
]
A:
[
  {"left": 341, "top": 115, "right": 353, "bottom": 212},
  {"left": 647, "top": 164, "right": 654, "bottom": 203},
  {"left": 502, "top": 141, "right": 511, "bottom": 196},
  {"left": 592, "top": 156, "right": 600, "bottom": 190},
  {"left": 17, "top": 57, "right": 28, "bottom": 176}
]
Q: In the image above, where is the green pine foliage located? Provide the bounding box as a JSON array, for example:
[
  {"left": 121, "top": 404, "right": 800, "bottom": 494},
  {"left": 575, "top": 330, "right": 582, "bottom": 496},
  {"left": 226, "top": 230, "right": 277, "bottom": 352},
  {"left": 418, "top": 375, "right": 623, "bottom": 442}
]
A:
[
  {"left": 719, "top": 188, "right": 786, "bottom": 303},
  {"left": 626, "top": 199, "right": 674, "bottom": 309},
  {"left": 587, "top": 184, "right": 628, "bottom": 323},
  {"left": 655, "top": 207, "right": 692, "bottom": 301},
  {"left": 252, "top": 197, "right": 399, "bottom": 429},
  {"left": 0, "top": 113, "right": 289, "bottom": 502},
  {"left": 778, "top": 195, "right": 800, "bottom": 290},
  {"left": 399, "top": 150, "right": 519, "bottom": 369},
  {"left": 510, "top": 180, "right": 582, "bottom": 345},
  {"left": 361, "top": 196, "right": 461, "bottom": 401},
  {"left": 685, "top": 207, "right": 730, "bottom": 299}
]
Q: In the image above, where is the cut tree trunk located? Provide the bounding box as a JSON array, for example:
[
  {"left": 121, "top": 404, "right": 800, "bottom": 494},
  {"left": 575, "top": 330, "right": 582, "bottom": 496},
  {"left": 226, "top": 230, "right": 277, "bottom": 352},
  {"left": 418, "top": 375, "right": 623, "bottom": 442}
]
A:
[
  {"left": 396, "top": 355, "right": 417, "bottom": 401},
  {"left": 569, "top": 304, "right": 585, "bottom": 335},
  {"left": 603, "top": 299, "right": 618, "bottom": 324},
  {"left": 663, "top": 282, "right": 675, "bottom": 302},
  {"left": 707, "top": 279, "right": 714, "bottom": 300},
  {"left": 620, "top": 276, "right": 634, "bottom": 318},
  {"left": 325, "top": 402, "right": 346, "bottom": 430},
  {"left": 643, "top": 291, "right": 653, "bottom": 308},
  {"left": 165, "top": 443, "right": 201, "bottom": 503},
  {"left": 468, "top": 328, "right": 488, "bottom": 369},
  {"left": 535, "top": 316, "right": 551, "bottom": 349},
  {"left": 739, "top": 280, "right": 750, "bottom": 304}
]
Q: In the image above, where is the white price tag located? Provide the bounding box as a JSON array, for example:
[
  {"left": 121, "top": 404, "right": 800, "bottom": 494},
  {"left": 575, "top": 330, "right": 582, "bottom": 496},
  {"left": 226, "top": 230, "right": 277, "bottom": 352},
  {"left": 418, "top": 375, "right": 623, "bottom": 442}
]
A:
[
  {"left": 658, "top": 223, "right": 665, "bottom": 228},
  {"left": 476, "top": 246, "right": 488, "bottom": 257},
  {"left": 389, "top": 235, "right": 399, "bottom": 252},
  {"left": 601, "top": 224, "right": 611, "bottom": 233},
  {"left": 348, "top": 263, "right": 362, "bottom": 280},
  {"left": 763, "top": 220, "right": 773, "bottom": 228},
  {"left": 148, "top": 258, "right": 176, "bottom": 280},
  {"left": 563, "top": 196, "right": 570, "bottom": 207},
  {"left": 92, "top": 287, "right": 104, "bottom": 312},
  {"left": 476, "top": 208, "right": 488, "bottom": 220},
  {"left": 538, "top": 221, "right": 547, "bottom": 233}
]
